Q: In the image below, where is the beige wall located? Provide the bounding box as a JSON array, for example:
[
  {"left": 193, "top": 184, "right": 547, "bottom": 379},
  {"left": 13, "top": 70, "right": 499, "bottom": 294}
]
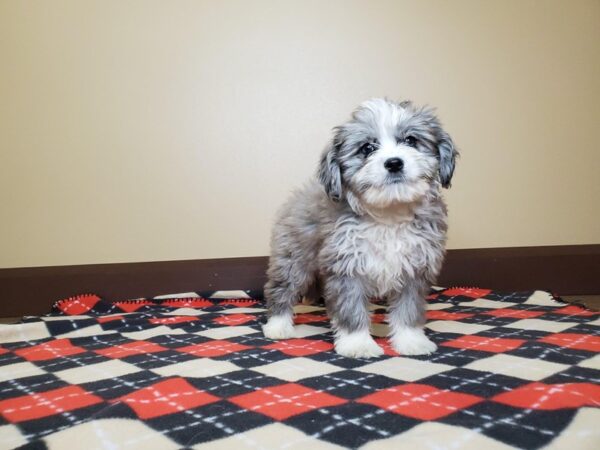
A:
[{"left": 1, "top": 0, "right": 599, "bottom": 268}]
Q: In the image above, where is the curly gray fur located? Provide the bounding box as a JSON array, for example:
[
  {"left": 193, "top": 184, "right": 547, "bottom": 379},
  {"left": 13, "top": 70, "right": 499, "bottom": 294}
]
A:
[{"left": 262, "top": 98, "right": 458, "bottom": 358}]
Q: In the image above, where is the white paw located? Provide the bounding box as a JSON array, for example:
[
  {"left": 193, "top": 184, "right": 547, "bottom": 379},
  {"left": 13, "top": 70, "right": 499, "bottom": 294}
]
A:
[
  {"left": 390, "top": 327, "right": 437, "bottom": 356},
  {"left": 334, "top": 330, "right": 384, "bottom": 358},
  {"left": 262, "top": 315, "right": 295, "bottom": 339}
]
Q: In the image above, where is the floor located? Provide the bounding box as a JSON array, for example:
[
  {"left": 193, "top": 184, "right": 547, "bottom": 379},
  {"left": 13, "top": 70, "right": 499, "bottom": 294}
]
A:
[
  {"left": 0, "top": 317, "right": 19, "bottom": 324},
  {"left": 562, "top": 295, "right": 600, "bottom": 311}
]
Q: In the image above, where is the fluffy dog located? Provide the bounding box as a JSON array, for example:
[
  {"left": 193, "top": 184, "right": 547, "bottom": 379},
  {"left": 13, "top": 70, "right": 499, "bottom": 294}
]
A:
[{"left": 262, "top": 98, "right": 457, "bottom": 358}]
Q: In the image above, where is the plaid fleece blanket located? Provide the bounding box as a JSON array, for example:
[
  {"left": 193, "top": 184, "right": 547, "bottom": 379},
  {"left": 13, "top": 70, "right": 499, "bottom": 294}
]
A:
[{"left": 0, "top": 288, "right": 598, "bottom": 449}]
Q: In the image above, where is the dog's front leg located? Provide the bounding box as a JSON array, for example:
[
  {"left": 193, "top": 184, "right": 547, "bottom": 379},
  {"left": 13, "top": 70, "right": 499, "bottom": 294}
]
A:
[
  {"left": 262, "top": 279, "right": 297, "bottom": 340},
  {"left": 387, "top": 278, "right": 437, "bottom": 355},
  {"left": 326, "top": 275, "right": 384, "bottom": 358}
]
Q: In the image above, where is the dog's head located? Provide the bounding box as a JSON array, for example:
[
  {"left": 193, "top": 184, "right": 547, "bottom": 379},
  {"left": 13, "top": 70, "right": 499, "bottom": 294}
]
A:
[{"left": 318, "top": 98, "right": 457, "bottom": 210}]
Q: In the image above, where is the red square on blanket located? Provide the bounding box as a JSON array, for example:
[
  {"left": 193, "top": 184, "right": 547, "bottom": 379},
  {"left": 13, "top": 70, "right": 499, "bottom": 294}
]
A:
[
  {"left": 552, "top": 305, "right": 597, "bottom": 317},
  {"left": 0, "top": 386, "right": 103, "bottom": 423},
  {"left": 162, "top": 298, "right": 213, "bottom": 308},
  {"left": 492, "top": 382, "right": 600, "bottom": 409},
  {"left": 95, "top": 341, "right": 168, "bottom": 358},
  {"left": 371, "top": 313, "right": 387, "bottom": 323},
  {"left": 442, "top": 288, "right": 491, "bottom": 299},
  {"left": 483, "top": 309, "right": 545, "bottom": 319},
  {"left": 113, "top": 301, "right": 153, "bottom": 312},
  {"left": 176, "top": 340, "right": 252, "bottom": 357},
  {"left": 358, "top": 384, "right": 483, "bottom": 420},
  {"left": 426, "top": 310, "right": 475, "bottom": 320},
  {"left": 97, "top": 315, "right": 125, "bottom": 323},
  {"left": 294, "top": 313, "right": 327, "bottom": 324},
  {"left": 538, "top": 333, "right": 600, "bottom": 352},
  {"left": 229, "top": 383, "right": 346, "bottom": 420},
  {"left": 374, "top": 338, "right": 399, "bottom": 356},
  {"left": 56, "top": 294, "right": 101, "bottom": 315},
  {"left": 441, "top": 335, "right": 526, "bottom": 353},
  {"left": 15, "top": 339, "right": 86, "bottom": 361},
  {"left": 213, "top": 314, "right": 255, "bottom": 326},
  {"left": 263, "top": 339, "right": 333, "bottom": 356},
  {"left": 219, "top": 299, "right": 259, "bottom": 307},
  {"left": 115, "top": 378, "right": 219, "bottom": 419}
]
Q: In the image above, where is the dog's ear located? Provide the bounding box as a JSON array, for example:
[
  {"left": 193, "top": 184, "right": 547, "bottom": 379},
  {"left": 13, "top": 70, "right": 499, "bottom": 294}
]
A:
[
  {"left": 318, "top": 142, "right": 343, "bottom": 202},
  {"left": 438, "top": 131, "right": 458, "bottom": 188}
]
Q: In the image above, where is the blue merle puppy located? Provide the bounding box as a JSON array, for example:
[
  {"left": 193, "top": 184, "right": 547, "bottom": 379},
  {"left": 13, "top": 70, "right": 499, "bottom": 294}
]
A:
[{"left": 263, "top": 98, "right": 458, "bottom": 358}]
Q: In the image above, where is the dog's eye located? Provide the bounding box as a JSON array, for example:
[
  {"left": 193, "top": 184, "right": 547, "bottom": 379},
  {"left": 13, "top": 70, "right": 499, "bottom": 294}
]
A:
[
  {"left": 404, "top": 136, "right": 418, "bottom": 147},
  {"left": 359, "top": 142, "right": 377, "bottom": 157}
]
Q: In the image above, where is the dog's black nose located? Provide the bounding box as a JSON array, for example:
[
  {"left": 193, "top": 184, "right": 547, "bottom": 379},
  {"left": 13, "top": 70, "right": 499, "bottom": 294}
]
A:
[{"left": 384, "top": 158, "right": 404, "bottom": 173}]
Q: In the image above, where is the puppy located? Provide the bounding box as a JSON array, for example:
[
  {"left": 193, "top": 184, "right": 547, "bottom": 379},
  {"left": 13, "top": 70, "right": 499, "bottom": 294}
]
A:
[{"left": 262, "top": 98, "right": 457, "bottom": 358}]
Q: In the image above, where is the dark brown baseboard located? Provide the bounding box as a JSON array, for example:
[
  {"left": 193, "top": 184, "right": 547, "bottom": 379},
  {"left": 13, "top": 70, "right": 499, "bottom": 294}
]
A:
[
  {"left": 0, "top": 245, "right": 598, "bottom": 317},
  {"left": 439, "top": 245, "right": 599, "bottom": 295}
]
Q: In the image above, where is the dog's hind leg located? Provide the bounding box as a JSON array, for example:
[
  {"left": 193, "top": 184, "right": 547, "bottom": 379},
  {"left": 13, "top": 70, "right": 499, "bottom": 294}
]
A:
[
  {"left": 387, "top": 278, "right": 437, "bottom": 355},
  {"left": 326, "top": 275, "right": 384, "bottom": 358}
]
